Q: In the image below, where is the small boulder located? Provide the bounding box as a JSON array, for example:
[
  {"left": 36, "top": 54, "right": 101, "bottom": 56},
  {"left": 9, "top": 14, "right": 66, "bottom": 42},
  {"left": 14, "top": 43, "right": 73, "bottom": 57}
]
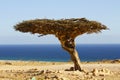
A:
[
  {"left": 61, "top": 77, "right": 70, "bottom": 80},
  {"left": 92, "top": 68, "right": 112, "bottom": 76},
  {"left": 92, "top": 68, "right": 99, "bottom": 76}
]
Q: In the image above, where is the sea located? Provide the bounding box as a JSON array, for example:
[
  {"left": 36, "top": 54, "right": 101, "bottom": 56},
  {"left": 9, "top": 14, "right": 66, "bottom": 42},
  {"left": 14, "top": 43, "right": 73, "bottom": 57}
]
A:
[{"left": 0, "top": 44, "right": 120, "bottom": 62}]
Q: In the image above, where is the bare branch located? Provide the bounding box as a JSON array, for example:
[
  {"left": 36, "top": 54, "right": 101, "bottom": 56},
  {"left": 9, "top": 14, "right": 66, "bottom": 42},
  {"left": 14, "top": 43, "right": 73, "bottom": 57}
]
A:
[{"left": 38, "top": 34, "right": 46, "bottom": 37}]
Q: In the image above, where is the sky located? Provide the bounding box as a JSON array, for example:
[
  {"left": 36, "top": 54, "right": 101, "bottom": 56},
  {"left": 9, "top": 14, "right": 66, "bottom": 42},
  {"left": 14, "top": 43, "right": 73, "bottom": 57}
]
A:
[{"left": 0, "top": 0, "right": 120, "bottom": 44}]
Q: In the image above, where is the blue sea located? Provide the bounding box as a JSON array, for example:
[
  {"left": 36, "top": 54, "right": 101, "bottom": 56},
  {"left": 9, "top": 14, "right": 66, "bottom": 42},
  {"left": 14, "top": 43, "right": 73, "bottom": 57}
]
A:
[{"left": 0, "top": 44, "right": 120, "bottom": 62}]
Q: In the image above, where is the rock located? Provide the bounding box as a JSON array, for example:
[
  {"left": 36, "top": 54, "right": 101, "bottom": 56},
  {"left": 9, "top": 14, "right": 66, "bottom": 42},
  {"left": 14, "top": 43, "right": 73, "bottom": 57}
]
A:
[
  {"left": 45, "top": 70, "right": 52, "bottom": 73},
  {"left": 65, "top": 67, "right": 74, "bottom": 71},
  {"left": 70, "top": 67, "right": 75, "bottom": 71},
  {"left": 61, "top": 77, "right": 70, "bottom": 80},
  {"left": 4, "top": 62, "right": 12, "bottom": 65},
  {"left": 82, "top": 69, "right": 88, "bottom": 73},
  {"left": 92, "top": 68, "right": 112, "bottom": 76},
  {"left": 44, "top": 76, "right": 50, "bottom": 79},
  {"left": 52, "top": 63, "right": 55, "bottom": 65},
  {"left": 14, "top": 74, "right": 17, "bottom": 77},
  {"left": 38, "top": 70, "right": 44, "bottom": 75},
  {"left": 92, "top": 68, "right": 99, "bottom": 76},
  {"left": 100, "top": 68, "right": 112, "bottom": 76},
  {"left": 111, "top": 59, "right": 120, "bottom": 63},
  {"left": 5, "top": 70, "right": 9, "bottom": 72},
  {"left": 27, "top": 68, "right": 38, "bottom": 73},
  {"left": 52, "top": 75, "right": 59, "bottom": 79},
  {"left": 57, "top": 70, "right": 61, "bottom": 73},
  {"left": 73, "top": 70, "right": 80, "bottom": 73},
  {"left": 86, "top": 72, "right": 93, "bottom": 76}
]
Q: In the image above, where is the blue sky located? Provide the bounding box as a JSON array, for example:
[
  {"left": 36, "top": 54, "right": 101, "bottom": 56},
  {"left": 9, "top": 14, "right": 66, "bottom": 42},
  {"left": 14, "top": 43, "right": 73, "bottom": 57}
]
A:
[{"left": 0, "top": 0, "right": 120, "bottom": 44}]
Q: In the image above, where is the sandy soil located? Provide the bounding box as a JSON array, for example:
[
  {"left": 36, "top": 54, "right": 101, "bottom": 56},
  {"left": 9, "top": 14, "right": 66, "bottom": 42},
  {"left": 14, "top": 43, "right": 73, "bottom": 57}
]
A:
[{"left": 0, "top": 60, "right": 120, "bottom": 80}]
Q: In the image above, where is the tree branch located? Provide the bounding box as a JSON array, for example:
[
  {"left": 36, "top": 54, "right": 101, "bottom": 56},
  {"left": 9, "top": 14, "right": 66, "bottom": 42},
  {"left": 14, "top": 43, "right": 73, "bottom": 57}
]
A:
[{"left": 38, "top": 34, "right": 45, "bottom": 37}]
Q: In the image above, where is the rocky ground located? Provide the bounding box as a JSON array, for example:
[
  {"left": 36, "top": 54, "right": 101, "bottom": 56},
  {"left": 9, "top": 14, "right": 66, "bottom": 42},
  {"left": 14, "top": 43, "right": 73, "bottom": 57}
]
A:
[{"left": 0, "top": 60, "right": 120, "bottom": 80}]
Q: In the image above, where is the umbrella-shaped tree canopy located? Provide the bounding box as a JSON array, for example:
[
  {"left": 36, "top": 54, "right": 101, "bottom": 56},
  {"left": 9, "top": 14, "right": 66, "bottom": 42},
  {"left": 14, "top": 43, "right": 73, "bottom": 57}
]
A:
[
  {"left": 14, "top": 18, "right": 108, "bottom": 71},
  {"left": 14, "top": 18, "right": 107, "bottom": 38}
]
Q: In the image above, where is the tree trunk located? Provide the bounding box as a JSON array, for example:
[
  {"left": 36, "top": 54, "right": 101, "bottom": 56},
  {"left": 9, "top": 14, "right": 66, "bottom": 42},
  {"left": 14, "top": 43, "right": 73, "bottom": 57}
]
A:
[
  {"left": 59, "top": 36, "right": 82, "bottom": 71},
  {"left": 69, "top": 49, "right": 82, "bottom": 71}
]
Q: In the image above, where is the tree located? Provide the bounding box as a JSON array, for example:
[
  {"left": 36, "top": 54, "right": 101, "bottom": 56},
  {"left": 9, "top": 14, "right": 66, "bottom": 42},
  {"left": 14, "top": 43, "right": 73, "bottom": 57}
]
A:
[{"left": 14, "top": 18, "right": 108, "bottom": 71}]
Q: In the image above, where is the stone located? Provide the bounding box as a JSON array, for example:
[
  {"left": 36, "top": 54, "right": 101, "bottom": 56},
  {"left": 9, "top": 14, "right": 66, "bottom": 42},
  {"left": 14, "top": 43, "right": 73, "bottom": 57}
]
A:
[
  {"left": 92, "top": 68, "right": 99, "bottom": 76},
  {"left": 61, "top": 77, "right": 70, "bottom": 80},
  {"left": 44, "top": 76, "right": 50, "bottom": 79},
  {"left": 82, "top": 69, "right": 88, "bottom": 73},
  {"left": 92, "top": 68, "right": 112, "bottom": 76},
  {"left": 38, "top": 70, "right": 44, "bottom": 75},
  {"left": 100, "top": 68, "right": 111, "bottom": 76},
  {"left": 86, "top": 72, "right": 93, "bottom": 76},
  {"left": 102, "top": 78, "right": 106, "bottom": 80},
  {"left": 45, "top": 70, "right": 52, "bottom": 73},
  {"left": 52, "top": 75, "right": 59, "bottom": 79},
  {"left": 5, "top": 62, "right": 12, "bottom": 65}
]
